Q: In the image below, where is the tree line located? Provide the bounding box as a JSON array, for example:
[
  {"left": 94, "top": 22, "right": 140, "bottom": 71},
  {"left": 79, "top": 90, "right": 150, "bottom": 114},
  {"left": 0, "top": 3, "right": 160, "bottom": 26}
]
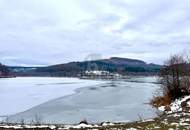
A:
[{"left": 0, "top": 63, "right": 10, "bottom": 77}]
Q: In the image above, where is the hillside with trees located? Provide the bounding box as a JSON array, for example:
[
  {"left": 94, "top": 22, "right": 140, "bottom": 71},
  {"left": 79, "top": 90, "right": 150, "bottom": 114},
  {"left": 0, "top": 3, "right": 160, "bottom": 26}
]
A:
[
  {"left": 0, "top": 63, "right": 10, "bottom": 78},
  {"left": 10, "top": 57, "right": 161, "bottom": 77}
]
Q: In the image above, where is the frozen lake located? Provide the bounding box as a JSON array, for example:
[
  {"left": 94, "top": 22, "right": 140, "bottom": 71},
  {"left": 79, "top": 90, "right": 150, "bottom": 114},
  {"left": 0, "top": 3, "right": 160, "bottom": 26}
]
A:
[{"left": 0, "top": 77, "right": 160, "bottom": 124}]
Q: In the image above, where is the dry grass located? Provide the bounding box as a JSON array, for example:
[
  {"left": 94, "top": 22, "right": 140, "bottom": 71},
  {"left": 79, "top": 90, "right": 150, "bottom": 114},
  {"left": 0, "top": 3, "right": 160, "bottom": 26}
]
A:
[{"left": 151, "top": 94, "right": 172, "bottom": 108}]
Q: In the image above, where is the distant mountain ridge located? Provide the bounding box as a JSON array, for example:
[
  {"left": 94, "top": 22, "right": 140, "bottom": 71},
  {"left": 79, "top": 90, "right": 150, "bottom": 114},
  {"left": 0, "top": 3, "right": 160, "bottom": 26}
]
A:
[
  {"left": 10, "top": 57, "right": 162, "bottom": 77},
  {"left": 100, "top": 57, "right": 146, "bottom": 65}
]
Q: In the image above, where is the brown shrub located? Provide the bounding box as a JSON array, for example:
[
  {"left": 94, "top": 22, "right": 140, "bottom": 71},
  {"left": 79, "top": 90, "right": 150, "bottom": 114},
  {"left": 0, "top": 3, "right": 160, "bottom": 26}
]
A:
[{"left": 151, "top": 94, "right": 172, "bottom": 108}]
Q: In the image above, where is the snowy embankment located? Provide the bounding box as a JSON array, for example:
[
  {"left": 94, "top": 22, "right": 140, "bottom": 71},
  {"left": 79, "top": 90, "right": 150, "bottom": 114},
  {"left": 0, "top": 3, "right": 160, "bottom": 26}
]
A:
[
  {"left": 0, "top": 124, "right": 56, "bottom": 129},
  {"left": 1, "top": 118, "right": 190, "bottom": 130},
  {"left": 155, "top": 95, "right": 190, "bottom": 129},
  {"left": 0, "top": 122, "right": 153, "bottom": 130},
  {"left": 158, "top": 95, "right": 190, "bottom": 113},
  {"left": 0, "top": 122, "right": 134, "bottom": 130}
]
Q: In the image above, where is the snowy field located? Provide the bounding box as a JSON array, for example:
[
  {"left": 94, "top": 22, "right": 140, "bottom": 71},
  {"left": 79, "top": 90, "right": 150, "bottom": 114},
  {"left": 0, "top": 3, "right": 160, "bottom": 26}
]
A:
[{"left": 0, "top": 77, "right": 159, "bottom": 124}]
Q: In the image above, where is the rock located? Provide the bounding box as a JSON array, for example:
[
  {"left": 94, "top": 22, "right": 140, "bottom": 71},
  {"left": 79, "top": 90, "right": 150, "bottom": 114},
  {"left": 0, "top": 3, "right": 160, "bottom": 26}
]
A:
[{"left": 181, "top": 101, "right": 187, "bottom": 108}]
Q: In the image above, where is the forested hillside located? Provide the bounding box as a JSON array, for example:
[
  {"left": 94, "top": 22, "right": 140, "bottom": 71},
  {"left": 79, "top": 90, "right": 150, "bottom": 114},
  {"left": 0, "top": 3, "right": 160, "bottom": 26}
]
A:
[{"left": 10, "top": 57, "right": 161, "bottom": 77}]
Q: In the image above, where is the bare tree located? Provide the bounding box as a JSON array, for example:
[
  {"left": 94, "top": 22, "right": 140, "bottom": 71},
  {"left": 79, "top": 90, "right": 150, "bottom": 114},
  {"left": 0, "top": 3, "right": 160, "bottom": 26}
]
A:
[
  {"left": 159, "top": 54, "right": 190, "bottom": 100},
  {"left": 20, "top": 118, "right": 25, "bottom": 126}
]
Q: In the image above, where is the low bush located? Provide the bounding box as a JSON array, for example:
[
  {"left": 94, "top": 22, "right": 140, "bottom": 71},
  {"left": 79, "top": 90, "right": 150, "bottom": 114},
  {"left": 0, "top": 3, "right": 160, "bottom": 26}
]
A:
[{"left": 151, "top": 94, "right": 172, "bottom": 108}]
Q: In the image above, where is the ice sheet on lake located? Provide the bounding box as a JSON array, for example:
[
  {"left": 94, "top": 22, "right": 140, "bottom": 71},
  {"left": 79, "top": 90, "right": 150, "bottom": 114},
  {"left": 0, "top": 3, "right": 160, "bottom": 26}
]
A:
[
  {"left": 0, "top": 77, "right": 104, "bottom": 116},
  {"left": 6, "top": 77, "right": 160, "bottom": 124}
]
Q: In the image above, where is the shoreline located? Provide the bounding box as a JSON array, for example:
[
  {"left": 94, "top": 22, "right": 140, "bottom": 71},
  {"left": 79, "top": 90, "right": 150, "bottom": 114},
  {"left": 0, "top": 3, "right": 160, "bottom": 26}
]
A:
[
  {"left": 1, "top": 111, "right": 190, "bottom": 130},
  {"left": 1, "top": 103, "right": 190, "bottom": 130}
]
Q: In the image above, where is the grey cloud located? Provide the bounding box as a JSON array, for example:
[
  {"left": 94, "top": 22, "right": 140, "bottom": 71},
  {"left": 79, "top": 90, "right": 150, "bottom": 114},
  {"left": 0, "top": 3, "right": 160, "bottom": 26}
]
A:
[{"left": 0, "top": 0, "right": 190, "bottom": 66}]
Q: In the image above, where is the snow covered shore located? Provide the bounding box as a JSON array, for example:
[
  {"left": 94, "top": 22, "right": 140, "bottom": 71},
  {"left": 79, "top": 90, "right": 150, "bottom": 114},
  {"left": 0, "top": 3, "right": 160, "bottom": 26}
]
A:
[
  {"left": 158, "top": 95, "right": 190, "bottom": 113},
  {"left": 1, "top": 117, "right": 190, "bottom": 130}
]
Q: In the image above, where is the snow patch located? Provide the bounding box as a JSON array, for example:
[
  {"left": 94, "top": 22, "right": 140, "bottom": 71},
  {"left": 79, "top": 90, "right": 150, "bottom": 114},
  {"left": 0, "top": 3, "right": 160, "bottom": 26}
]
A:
[
  {"left": 101, "top": 122, "right": 115, "bottom": 126},
  {"left": 0, "top": 125, "right": 56, "bottom": 129},
  {"left": 158, "top": 106, "right": 165, "bottom": 111},
  {"left": 126, "top": 128, "right": 137, "bottom": 130}
]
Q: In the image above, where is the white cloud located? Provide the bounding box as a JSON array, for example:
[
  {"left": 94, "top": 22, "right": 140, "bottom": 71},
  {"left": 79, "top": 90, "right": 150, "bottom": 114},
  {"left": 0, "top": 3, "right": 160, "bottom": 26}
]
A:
[{"left": 0, "top": 0, "right": 190, "bottom": 66}]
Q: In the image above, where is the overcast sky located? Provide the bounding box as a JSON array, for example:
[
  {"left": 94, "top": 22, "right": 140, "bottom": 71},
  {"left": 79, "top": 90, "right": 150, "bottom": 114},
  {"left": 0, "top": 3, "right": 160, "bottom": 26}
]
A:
[{"left": 0, "top": 0, "right": 190, "bottom": 66}]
